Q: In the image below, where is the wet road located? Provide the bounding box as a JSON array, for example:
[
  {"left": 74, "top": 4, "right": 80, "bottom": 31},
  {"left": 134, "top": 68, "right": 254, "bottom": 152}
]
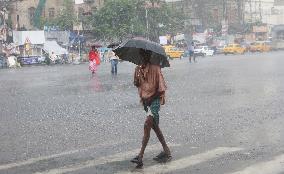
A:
[{"left": 1, "top": 51, "right": 284, "bottom": 174}]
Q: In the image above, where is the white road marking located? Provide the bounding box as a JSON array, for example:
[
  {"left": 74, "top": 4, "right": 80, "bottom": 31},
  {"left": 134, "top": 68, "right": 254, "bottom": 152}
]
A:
[
  {"left": 35, "top": 143, "right": 180, "bottom": 174},
  {"left": 117, "top": 147, "right": 243, "bottom": 174},
  {"left": 0, "top": 140, "right": 128, "bottom": 171},
  {"left": 228, "top": 154, "right": 284, "bottom": 174}
]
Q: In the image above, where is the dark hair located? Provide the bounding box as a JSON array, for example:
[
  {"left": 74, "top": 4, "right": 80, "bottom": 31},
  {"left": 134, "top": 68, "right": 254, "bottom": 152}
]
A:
[
  {"left": 139, "top": 49, "right": 151, "bottom": 64},
  {"left": 140, "top": 49, "right": 151, "bottom": 58}
]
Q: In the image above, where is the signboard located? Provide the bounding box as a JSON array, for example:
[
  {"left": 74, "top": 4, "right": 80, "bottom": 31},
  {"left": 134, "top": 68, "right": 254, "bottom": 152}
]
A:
[
  {"left": 18, "top": 56, "right": 45, "bottom": 65},
  {"left": 174, "top": 34, "right": 185, "bottom": 41},
  {"left": 25, "top": 37, "right": 31, "bottom": 51},
  {"left": 75, "top": 0, "right": 84, "bottom": 5},
  {"left": 274, "top": 0, "right": 284, "bottom": 6},
  {"left": 13, "top": 31, "right": 45, "bottom": 45},
  {"left": 144, "top": 1, "right": 161, "bottom": 8},
  {"left": 221, "top": 20, "right": 228, "bottom": 37},
  {"left": 159, "top": 36, "right": 167, "bottom": 45},
  {"left": 0, "top": 27, "right": 6, "bottom": 41},
  {"left": 193, "top": 32, "right": 207, "bottom": 44},
  {"left": 73, "top": 22, "right": 83, "bottom": 31},
  {"left": 253, "top": 26, "right": 268, "bottom": 33}
]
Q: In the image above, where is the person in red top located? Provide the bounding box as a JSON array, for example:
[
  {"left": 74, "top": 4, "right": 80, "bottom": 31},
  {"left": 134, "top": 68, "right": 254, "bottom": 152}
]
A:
[{"left": 89, "top": 46, "right": 100, "bottom": 75}]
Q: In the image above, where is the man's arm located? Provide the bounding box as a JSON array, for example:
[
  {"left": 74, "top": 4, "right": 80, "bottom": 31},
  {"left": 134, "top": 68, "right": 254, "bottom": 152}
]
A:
[
  {"left": 157, "top": 67, "right": 167, "bottom": 105},
  {"left": 157, "top": 67, "right": 167, "bottom": 93},
  {"left": 134, "top": 66, "right": 140, "bottom": 87}
]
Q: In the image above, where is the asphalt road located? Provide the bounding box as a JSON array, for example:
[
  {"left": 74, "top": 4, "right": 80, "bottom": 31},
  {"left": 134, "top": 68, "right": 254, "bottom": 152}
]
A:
[{"left": 1, "top": 51, "right": 284, "bottom": 174}]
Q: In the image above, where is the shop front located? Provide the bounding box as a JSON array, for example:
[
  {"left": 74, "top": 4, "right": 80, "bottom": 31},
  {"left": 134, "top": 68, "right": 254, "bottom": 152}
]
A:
[
  {"left": 13, "top": 31, "right": 46, "bottom": 65},
  {"left": 253, "top": 25, "right": 269, "bottom": 41}
]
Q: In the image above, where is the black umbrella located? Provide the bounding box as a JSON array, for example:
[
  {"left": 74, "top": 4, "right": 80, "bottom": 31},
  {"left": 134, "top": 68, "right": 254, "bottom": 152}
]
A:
[
  {"left": 113, "top": 38, "right": 170, "bottom": 68},
  {"left": 107, "top": 43, "right": 120, "bottom": 48}
]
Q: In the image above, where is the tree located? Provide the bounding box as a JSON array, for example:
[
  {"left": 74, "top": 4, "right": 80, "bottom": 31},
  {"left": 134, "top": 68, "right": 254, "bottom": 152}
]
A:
[
  {"left": 49, "top": 0, "right": 75, "bottom": 30},
  {"left": 91, "top": 0, "right": 139, "bottom": 41},
  {"left": 91, "top": 0, "right": 184, "bottom": 42}
]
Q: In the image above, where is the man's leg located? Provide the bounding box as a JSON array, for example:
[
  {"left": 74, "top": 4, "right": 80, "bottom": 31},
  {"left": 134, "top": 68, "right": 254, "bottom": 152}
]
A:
[
  {"left": 138, "top": 116, "right": 153, "bottom": 158},
  {"left": 153, "top": 125, "right": 171, "bottom": 156},
  {"left": 131, "top": 116, "right": 153, "bottom": 167},
  {"left": 114, "top": 60, "right": 118, "bottom": 75},
  {"left": 111, "top": 60, "right": 114, "bottom": 74}
]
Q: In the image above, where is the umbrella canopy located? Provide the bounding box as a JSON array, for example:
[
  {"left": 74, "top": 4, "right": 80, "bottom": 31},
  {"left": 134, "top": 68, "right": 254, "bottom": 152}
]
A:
[
  {"left": 113, "top": 38, "right": 170, "bottom": 68},
  {"left": 107, "top": 43, "right": 120, "bottom": 48}
]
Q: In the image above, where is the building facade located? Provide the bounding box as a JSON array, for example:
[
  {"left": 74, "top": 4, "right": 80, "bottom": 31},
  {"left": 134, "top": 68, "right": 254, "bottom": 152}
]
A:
[
  {"left": 165, "top": 0, "right": 245, "bottom": 34},
  {"left": 9, "top": 0, "right": 104, "bottom": 30},
  {"left": 244, "top": 0, "right": 284, "bottom": 25}
]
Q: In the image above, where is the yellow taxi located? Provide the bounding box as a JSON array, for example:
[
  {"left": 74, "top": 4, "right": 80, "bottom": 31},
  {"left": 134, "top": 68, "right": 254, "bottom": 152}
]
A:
[
  {"left": 249, "top": 42, "right": 271, "bottom": 52},
  {"left": 223, "top": 44, "right": 246, "bottom": 55},
  {"left": 163, "top": 45, "right": 184, "bottom": 59}
]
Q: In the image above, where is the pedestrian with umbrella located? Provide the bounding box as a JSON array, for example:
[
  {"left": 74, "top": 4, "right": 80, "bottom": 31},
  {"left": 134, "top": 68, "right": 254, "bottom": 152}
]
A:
[
  {"left": 114, "top": 38, "right": 172, "bottom": 168},
  {"left": 88, "top": 46, "right": 100, "bottom": 75}
]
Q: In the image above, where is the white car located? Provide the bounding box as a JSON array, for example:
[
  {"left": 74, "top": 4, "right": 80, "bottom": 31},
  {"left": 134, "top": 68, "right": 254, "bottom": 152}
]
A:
[{"left": 194, "top": 46, "right": 214, "bottom": 56}]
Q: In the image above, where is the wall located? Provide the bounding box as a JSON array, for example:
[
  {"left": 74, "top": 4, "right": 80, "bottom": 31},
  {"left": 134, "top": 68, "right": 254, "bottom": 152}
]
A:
[
  {"left": 9, "top": 0, "right": 66, "bottom": 30},
  {"left": 244, "top": 0, "right": 284, "bottom": 25},
  {"left": 9, "top": 0, "right": 104, "bottom": 30}
]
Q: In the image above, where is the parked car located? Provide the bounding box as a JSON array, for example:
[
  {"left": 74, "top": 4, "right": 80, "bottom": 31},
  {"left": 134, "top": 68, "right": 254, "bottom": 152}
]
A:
[
  {"left": 272, "top": 39, "right": 284, "bottom": 50},
  {"left": 249, "top": 41, "right": 271, "bottom": 52},
  {"left": 223, "top": 44, "right": 246, "bottom": 55},
  {"left": 163, "top": 45, "right": 184, "bottom": 59},
  {"left": 215, "top": 45, "right": 226, "bottom": 54},
  {"left": 194, "top": 46, "right": 214, "bottom": 56}
]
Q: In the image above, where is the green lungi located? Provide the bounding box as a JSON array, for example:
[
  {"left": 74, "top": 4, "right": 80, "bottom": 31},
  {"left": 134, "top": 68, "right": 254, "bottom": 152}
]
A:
[{"left": 143, "top": 98, "right": 160, "bottom": 125}]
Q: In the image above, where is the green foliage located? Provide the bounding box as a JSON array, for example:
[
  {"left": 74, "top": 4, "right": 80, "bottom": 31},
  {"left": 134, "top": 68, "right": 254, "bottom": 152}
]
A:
[
  {"left": 91, "top": 0, "right": 137, "bottom": 41},
  {"left": 91, "top": 0, "right": 184, "bottom": 41},
  {"left": 33, "top": 0, "right": 46, "bottom": 29},
  {"left": 39, "top": 17, "right": 48, "bottom": 29},
  {"left": 39, "top": 0, "right": 184, "bottom": 40},
  {"left": 49, "top": 0, "right": 75, "bottom": 30}
]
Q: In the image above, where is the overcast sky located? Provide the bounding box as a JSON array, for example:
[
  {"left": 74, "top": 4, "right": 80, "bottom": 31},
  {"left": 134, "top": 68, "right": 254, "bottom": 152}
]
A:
[{"left": 165, "top": 0, "right": 182, "bottom": 2}]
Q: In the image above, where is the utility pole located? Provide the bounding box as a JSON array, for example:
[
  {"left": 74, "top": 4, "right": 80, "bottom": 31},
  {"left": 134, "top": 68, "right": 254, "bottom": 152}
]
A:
[
  {"left": 144, "top": 1, "right": 161, "bottom": 41},
  {"left": 237, "top": 0, "right": 243, "bottom": 25},
  {"left": 145, "top": 7, "right": 149, "bottom": 40},
  {"left": 259, "top": 0, "right": 262, "bottom": 22},
  {"left": 74, "top": 0, "right": 84, "bottom": 64},
  {"left": 183, "top": 0, "right": 193, "bottom": 45},
  {"left": 222, "top": 0, "right": 229, "bottom": 44},
  {"left": 75, "top": 8, "right": 80, "bottom": 60},
  {"left": 0, "top": 1, "right": 9, "bottom": 43},
  {"left": 254, "top": 0, "right": 257, "bottom": 22},
  {"left": 249, "top": 0, "right": 252, "bottom": 23},
  {"left": 222, "top": 0, "right": 227, "bottom": 20}
]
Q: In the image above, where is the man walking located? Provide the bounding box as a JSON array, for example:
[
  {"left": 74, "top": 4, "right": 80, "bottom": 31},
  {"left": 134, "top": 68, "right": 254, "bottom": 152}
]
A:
[
  {"left": 131, "top": 50, "right": 172, "bottom": 168},
  {"left": 188, "top": 42, "right": 196, "bottom": 63},
  {"left": 108, "top": 49, "right": 119, "bottom": 75}
]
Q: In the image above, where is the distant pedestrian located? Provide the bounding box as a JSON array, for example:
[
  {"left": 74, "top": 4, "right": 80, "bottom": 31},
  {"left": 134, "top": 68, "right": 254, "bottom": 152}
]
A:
[
  {"left": 50, "top": 52, "right": 57, "bottom": 64},
  {"left": 108, "top": 50, "right": 119, "bottom": 75},
  {"left": 89, "top": 46, "right": 100, "bottom": 75},
  {"left": 188, "top": 42, "right": 196, "bottom": 63},
  {"left": 62, "top": 53, "right": 68, "bottom": 64},
  {"left": 103, "top": 50, "right": 108, "bottom": 63}
]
